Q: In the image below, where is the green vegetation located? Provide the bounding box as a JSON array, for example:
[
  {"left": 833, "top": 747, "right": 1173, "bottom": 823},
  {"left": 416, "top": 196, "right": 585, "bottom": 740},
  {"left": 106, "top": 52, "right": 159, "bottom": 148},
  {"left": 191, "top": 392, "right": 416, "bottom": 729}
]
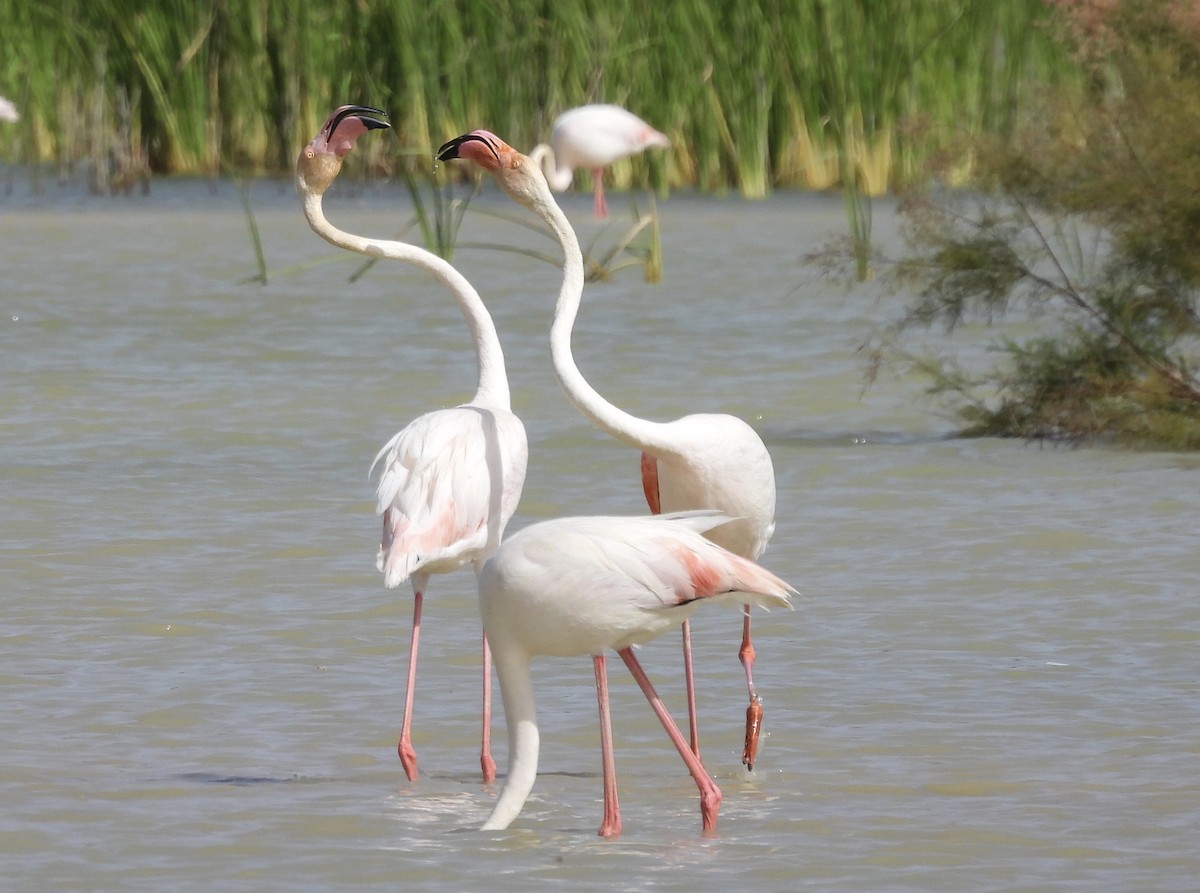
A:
[
  {"left": 0, "top": 0, "right": 1077, "bottom": 196},
  {"left": 867, "top": 0, "right": 1200, "bottom": 448},
  {"left": 7, "top": 1, "right": 1195, "bottom": 446},
  {"left": 320, "top": 187, "right": 661, "bottom": 286},
  {"left": 463, "top": 199, "right": 664, "bottom": 284}
]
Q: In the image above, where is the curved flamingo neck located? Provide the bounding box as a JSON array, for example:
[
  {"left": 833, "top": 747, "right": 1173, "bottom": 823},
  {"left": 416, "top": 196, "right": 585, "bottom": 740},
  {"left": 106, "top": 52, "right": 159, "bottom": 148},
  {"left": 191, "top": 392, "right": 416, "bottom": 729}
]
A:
[
  {"left": 299, "top": 189, "right": 511, "bottom": 411},
  {"left": 481, "top": 649, "right": 539, "bottom": 830},
  {"left": 528, "top": 184, "right": 679, "bottom": 457},
  {"left": 529, "top": 144, "right": 575, "bottom": 192}
]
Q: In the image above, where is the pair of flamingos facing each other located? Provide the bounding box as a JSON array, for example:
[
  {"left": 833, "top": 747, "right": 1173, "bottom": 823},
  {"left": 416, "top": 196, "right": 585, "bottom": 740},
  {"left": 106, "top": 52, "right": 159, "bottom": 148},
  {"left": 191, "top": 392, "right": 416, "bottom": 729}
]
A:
[{"left": 294, "top": 105, "right": 793, "bottom": 838}]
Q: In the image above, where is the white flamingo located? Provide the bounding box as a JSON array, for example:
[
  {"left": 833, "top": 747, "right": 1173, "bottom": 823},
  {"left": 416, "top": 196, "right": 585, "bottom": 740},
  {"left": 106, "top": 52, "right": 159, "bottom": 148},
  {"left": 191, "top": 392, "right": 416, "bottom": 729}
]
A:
[
  {"left": 439, "top": 130, "right": 777, "bottom": 769},
  {"left": 529, "top": 104, "right": 669, "bottom": 219},
  {"left": 477, "top": 511, "right": 795, "bottom": 836},
  {"left": 296, "top": 106, "right": 528, "bottom": 783}
]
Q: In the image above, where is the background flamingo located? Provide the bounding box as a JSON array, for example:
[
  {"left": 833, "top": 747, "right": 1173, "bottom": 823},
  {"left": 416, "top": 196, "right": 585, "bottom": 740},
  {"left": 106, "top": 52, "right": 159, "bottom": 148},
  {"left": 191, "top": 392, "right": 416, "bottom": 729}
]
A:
[
  {"left": 296, "top": 106, "right": 528, "bottom": 783},
  {"left": 0, "top": 96, "right": 17, "bottom": 123},
  {"left": 440, "top": 130, "right": 777, "bottom": 769},
  {"left": 476, "top": 511, "right": 795, "bottom": 837},
  {"left": 528, "top": 104, "right": 670, "bottom": 219}
]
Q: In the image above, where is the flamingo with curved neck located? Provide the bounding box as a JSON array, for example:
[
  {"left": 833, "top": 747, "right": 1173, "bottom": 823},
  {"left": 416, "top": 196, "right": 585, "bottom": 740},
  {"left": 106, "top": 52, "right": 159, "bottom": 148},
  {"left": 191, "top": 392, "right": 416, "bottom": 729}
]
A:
[
  {"left": 528, "top": 104, "right": 669, "bottom": 219},
  {"left": 438, "top": 130, "right": 778, "bottom": 770},
  {"left": 296, "top": 107, "right": 528, "bottom": 784},
  {"left": 476, "top": 511, "right": 796, "bottom": 836}
]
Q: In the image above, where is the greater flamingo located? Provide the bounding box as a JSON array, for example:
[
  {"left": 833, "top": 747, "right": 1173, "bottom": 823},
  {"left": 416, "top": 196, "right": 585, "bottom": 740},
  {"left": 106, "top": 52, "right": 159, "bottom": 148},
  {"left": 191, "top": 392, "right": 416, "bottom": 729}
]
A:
[
  {"left": 528, "top": 104, "right": 670, "bottom": 219},
  {"left": 296, "top": 106, "right": 528, "bottom": 783},
  {"left": 439, "top": 130, "right": 777, "bottom": 769},
  {"left": 477, "top": 511, "right": 795, "bottom": 837}
]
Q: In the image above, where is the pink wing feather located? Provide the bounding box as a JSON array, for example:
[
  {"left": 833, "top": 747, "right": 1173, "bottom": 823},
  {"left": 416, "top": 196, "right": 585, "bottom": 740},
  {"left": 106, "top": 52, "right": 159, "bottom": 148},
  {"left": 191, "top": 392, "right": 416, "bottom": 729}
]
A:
[{"left": 373, "top": 405, "right": 523, "bottom": 588}]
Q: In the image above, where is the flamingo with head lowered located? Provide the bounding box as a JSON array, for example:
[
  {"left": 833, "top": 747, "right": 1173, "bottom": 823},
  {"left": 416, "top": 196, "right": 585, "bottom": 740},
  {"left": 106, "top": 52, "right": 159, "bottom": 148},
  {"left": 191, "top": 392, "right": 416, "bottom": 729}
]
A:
[
  {"left": 476, "top": 510, "right": 796, "bottom": 837},
  {"left": 296, "top": 106, "right": 528, "bottom": 784},
  {"left": 529, "top": 104, "right": 670, "bottom": 219},
  {"left": 439, "top": 129, "right": 777, "bottom": 770}
]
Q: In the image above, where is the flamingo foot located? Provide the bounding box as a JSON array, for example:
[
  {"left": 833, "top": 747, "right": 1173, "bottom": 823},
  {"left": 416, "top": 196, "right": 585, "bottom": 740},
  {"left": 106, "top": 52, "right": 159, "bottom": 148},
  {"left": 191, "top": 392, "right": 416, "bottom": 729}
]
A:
[
  {"left": 480, "top": 751, "right": 496, "bottom": 785},
  {"left": 398, "top": 736, "right": 419, "bottom": 782},
  {"left": 741, "top": 695, "right": 763, "bottom": 771}
]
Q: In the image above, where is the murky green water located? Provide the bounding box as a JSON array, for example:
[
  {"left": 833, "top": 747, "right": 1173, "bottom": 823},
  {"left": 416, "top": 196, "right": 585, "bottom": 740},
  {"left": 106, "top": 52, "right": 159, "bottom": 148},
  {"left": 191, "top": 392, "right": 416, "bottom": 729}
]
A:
[{"left": 2, "top": 178, "right": 1197, "bottom": 892}]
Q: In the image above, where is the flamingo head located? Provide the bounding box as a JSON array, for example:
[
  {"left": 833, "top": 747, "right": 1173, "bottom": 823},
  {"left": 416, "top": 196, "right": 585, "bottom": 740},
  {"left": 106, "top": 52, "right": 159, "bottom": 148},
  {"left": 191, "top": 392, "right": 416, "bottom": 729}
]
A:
[
  {"left": 296, "top": 105, "right": 390, "bottom": 196},
  {"left": 438, "top": 130, "right": 547, "bottom": 209}
]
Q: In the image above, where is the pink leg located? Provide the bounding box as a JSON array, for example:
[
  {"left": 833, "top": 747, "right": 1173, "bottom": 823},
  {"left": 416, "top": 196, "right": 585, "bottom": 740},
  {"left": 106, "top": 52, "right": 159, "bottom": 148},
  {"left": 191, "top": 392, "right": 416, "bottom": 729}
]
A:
[
  {"left": 642, "top": 452, "right": 701, "bottom": 758},
  {"left": 480, "top": 632, "right": 496, "bottom": 784},
  {"left": 593, "top": 654, "right": 622, "bottom": 838},
  {"left": 681, "top": 620, "right": 700, "bottom": 758},
  {"left": 739, "top": 606, "right": 764, "bottom": 770},
  {"left": 397, "top": 589, "right": 423, "bottom": 782},
  {"left": 617, "top": 647, "right": 721, "bottom": 836},
  {"left": 592, "top": 168, "right": 608, "bottom": 219}
]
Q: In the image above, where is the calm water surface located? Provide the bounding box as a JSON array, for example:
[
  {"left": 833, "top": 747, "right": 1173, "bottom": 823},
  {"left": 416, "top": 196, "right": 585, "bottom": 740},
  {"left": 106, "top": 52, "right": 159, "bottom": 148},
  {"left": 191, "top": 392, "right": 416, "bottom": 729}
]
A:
[{"left": 2, "top": 178, "right": 1197, "bottom": 892}]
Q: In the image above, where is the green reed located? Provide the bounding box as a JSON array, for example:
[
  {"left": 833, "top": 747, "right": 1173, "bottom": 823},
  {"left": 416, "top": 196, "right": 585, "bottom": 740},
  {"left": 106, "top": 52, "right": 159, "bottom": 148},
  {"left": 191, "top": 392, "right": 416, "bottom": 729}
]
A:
[
  {"left": 235, "top": 175, "right": 268, "bottom": 285},
  {"left": 0, "top": 0, "right": 1080, "bottom": 196}
]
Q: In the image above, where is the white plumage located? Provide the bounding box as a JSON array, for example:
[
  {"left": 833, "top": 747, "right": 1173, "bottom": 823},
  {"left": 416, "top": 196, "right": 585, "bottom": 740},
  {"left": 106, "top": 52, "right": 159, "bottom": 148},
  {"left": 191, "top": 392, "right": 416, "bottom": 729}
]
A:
[
  {"left": 475, "top": 510, "right": 796, "bottom": 836},
  {"left": 439, "top": 129, "right": 778, "bottom": 769},
  {"left": 296, "top": 106, "right": 528, "bottom": 784},
  {"left": 529, "top": 104, "right": 670, "bottom": 218},
  {"left": 372, "top": 405, "right": 527, "bottom": 587}
]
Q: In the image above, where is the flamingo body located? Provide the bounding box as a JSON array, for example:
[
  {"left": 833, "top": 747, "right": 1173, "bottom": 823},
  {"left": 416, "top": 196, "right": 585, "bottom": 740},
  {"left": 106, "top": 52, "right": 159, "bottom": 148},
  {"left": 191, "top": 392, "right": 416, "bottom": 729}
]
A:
[
  {"left": 477, "top": 512, "right": 796, "bottom": 835},
  {"left": 373, "top": 404, "right": 527, "bottom": 588},
  {"left": 296, "top": 107, "right": 527, "bottom": 783},
  {"left": 482, "top": 514, "right": 784, "bottom": 656},
  {"left": 530, "top": 104, "right": 669, "bottom": 218},
  {"left": 639, "top": 414, "right": 776, "bottom": 560},
  {"left": 438, "top": 130, "right": 777, "bottom": 768}
]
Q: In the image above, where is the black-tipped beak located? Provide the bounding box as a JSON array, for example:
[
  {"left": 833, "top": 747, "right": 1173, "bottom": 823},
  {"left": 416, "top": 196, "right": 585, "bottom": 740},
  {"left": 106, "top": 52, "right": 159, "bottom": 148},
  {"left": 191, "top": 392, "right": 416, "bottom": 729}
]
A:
[
  {"left": 437, "top": 132, "right": 499, "bottom": 164},
  {"left": 329, "top": 105, "right": 390, "bottom": 136}
]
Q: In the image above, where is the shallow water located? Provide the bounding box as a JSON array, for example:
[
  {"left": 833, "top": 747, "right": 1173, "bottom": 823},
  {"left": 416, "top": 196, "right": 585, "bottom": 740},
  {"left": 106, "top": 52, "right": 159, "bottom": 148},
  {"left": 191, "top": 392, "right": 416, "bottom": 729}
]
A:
[{"left": 2, "top": 177, "right": 1198, "bottom": 892}]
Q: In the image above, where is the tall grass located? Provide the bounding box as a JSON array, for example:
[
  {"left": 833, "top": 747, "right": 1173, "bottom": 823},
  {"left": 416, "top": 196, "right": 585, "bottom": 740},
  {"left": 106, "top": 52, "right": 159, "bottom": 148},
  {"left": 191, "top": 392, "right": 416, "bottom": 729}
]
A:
[{"left": 0, "top": 0, "right": 1080, "bottom": 195}]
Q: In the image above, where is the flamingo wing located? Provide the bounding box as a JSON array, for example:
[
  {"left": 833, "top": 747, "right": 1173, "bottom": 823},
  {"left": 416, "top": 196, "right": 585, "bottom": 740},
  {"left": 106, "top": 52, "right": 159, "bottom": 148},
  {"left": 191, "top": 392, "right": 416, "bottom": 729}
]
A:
[
  {"left": 481, "top": 514, "right": 793, "bottom": 657},
  {"left": 588, "top": 514, "right": 793, "bottom": 612},
  {"left": 372, "top": 405, "right": 525, "bottom": 587}
]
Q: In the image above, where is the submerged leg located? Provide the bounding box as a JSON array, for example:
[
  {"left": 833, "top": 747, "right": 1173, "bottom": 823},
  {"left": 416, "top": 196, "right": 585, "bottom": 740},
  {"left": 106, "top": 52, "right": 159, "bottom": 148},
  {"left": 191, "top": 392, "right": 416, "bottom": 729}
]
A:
[
  {"left": 481, "top": 632, "right": 496, "bottom": 784},
  {"left": 617, "top": 647, "right": 721, "bottom": 836},
  {"left": 593, "top": 654, "right": 622, "bottom": 838},
  {"left": 397, "top": 587, "right": 424, "bottom": 782},
  {"left": 642, "top": 453, "right": 703, "bottom": 758},
  {"left": 681, "top": 621, "right": 701, "bottom": 758}
]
